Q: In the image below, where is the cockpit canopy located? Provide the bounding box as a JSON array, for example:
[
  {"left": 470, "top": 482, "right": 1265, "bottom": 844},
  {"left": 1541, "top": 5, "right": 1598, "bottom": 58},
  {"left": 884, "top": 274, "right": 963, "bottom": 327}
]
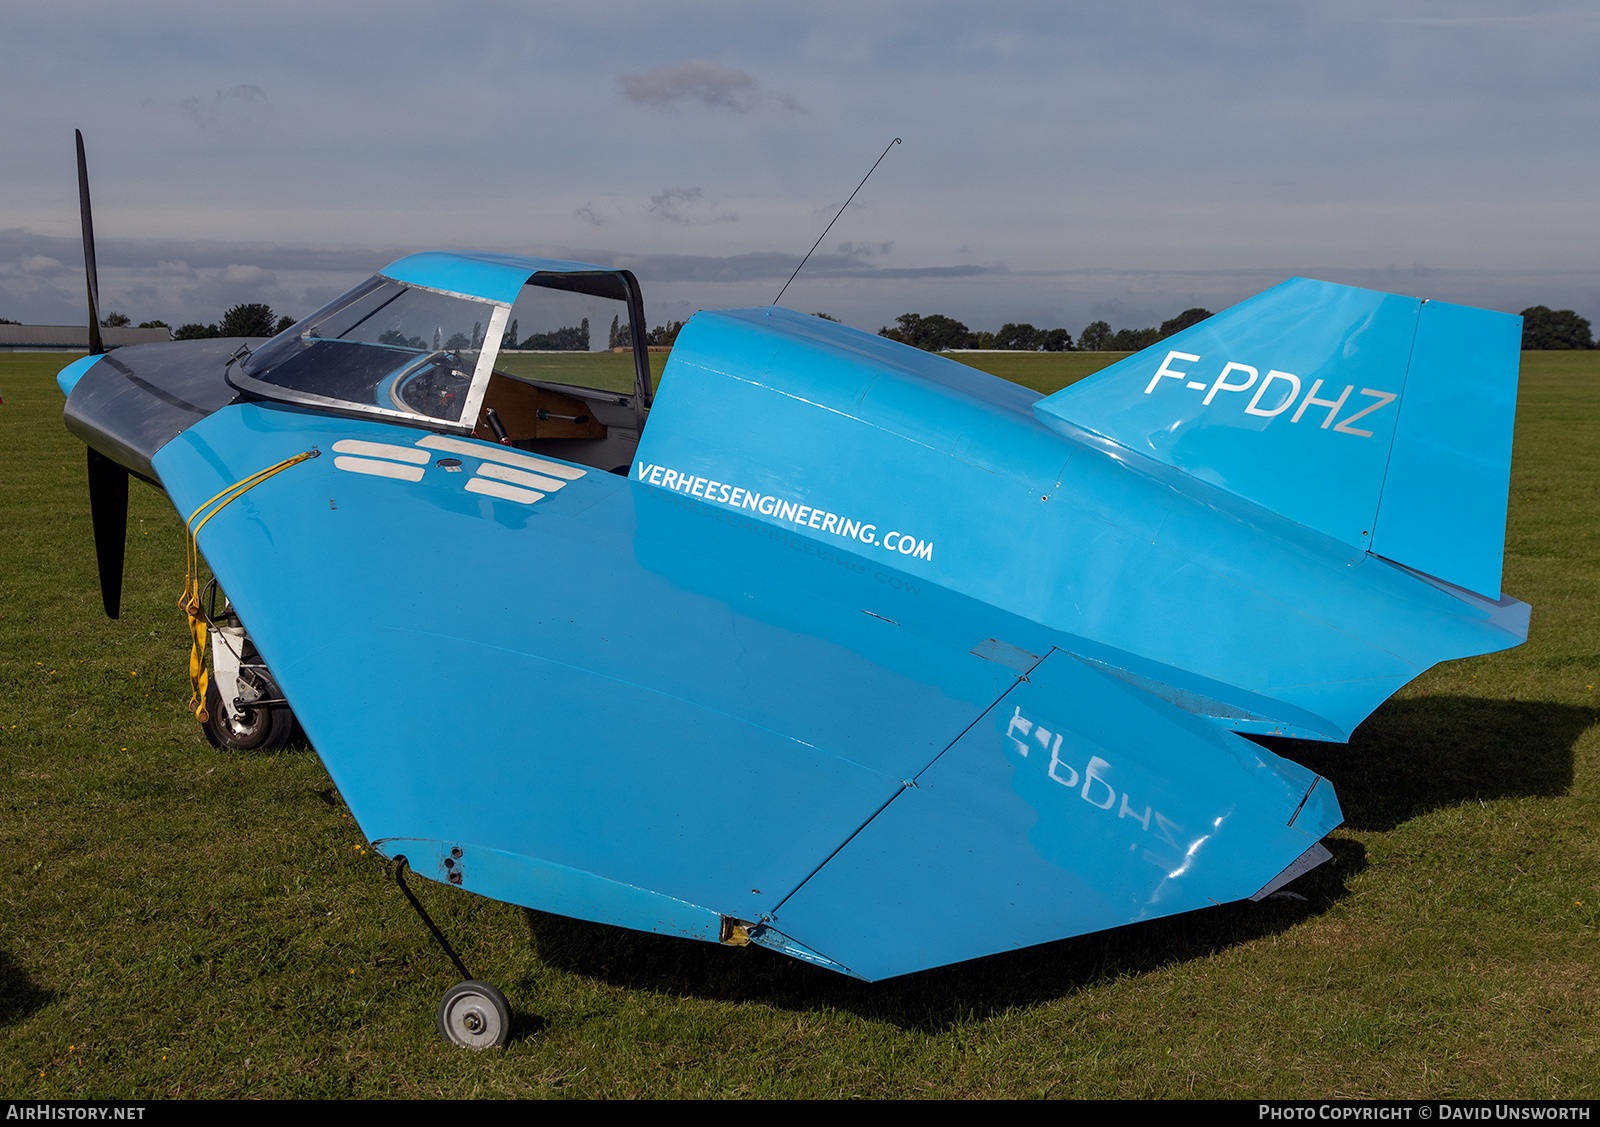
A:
[{"left": 230, "top": 253, "right": 651, "bottom": 436}]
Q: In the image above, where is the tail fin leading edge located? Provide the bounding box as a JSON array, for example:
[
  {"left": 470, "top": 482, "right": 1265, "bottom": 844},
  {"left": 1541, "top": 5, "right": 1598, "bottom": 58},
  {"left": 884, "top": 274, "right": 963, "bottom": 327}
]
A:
[{"left": 1033, "top": 278, "right": 1520, "bottom": 598}]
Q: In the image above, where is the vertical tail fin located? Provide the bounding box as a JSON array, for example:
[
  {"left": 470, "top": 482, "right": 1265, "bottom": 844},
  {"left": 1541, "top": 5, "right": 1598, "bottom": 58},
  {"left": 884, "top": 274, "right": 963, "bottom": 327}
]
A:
[{"left": 1034, "top": 278, "right": 1520, "bottom": 597}]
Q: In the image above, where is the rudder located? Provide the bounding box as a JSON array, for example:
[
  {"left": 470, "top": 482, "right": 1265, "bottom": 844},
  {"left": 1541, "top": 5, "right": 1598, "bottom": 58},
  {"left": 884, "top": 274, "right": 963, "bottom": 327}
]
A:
[{"left": 1368, "top": 298, "right": 1521, "bottom": 598}]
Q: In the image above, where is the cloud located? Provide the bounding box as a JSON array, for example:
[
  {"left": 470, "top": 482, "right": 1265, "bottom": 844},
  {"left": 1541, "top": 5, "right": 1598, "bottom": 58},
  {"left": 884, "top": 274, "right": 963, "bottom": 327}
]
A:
[
  {"left": 178, "top": 84, "right": 268, "bottom": 127},
  {"left": 222, "top": 263, "right": 273, "bottom": 285},
  {"left": 0, "top": 229, "right": 396, "bottom": 276},
  {"left": 608, "top": 250, "right": 991, "bottom": 284},
  {"left": 1391, "top": 13, "right": 1600, "bottom": 30},
  {"left": 648, "top": 187, "right": 738, "bottom": 226},
  {"left": 20, "top": 255, "right": 65, "bottom": 274},
  {"left": 836, "top": 241, "right": 895, "bottom": 260},
  {"left": 617, "top": 60, "right": 803, "bottom": 113},
  {"left": 574, "top": 204, "right": 603, "bottom": 227}
]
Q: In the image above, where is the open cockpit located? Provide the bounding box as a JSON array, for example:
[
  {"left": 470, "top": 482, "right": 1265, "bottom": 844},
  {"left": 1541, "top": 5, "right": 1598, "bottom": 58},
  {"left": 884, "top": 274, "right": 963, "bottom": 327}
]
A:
[{"left": 227, "top": 253, "right": 656, "bottom": 474}]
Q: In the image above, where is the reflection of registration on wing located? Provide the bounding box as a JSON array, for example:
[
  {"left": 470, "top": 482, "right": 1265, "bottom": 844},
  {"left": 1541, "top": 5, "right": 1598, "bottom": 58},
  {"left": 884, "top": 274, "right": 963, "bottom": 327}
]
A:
[{"left": 635, "top": 459, "right": 934, "bottom": 561}]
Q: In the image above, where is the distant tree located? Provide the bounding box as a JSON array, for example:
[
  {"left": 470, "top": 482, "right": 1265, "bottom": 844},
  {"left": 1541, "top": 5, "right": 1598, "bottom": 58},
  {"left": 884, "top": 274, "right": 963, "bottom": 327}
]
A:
[
  {"left": 879, "top": 313, "right": 975, "bottom": 351},
  {"left": 444, "top": 332, "right": 472, "bottom": 350},
  {"left": 608, "top": 315, "right": 633, "bottom": 350},
  {"left": 501, "top": 319, "right": 519, "bottom": 350},
  {"left": 138, "top": 320, "right": 169, "bottom": 329},
  {"left": 1158, "top": 308, "right": 1213, "bottom": 339},
  {"left": 812, "top": 312, "right": 840, "bottom": 322},
  {"left": 986, "top": 322, "right": 1071, "bottom": 351},
  {"left": 274, "top": 315, "right": 295, "bottom": 334},
  {"left": 174, "top": 322, "right": 221, "bottom": 340},
  {"left": 992, "top": 323, "right": 1043, "bottom": 350},
  {"left": 1078, "top": 320, "right": 1113, "bottom": 351},
  {"left": 1520, "top": 305, "right": 1593, "bottom": 350},
  {"left": 100, "top": 312, "right": 131, "bottom": 328},
  {"left": 378, "top": 328, "right": 426, "bottom": 349},
  {"left": 645, "top": 320, "right": 683, "bottom": 347},
  {"left": 521, "top": 319, "right": 591, "bottom": 351},
  {"left": 218, "top": 303, "right": 277, "bottom": 337},
  {"left": 0, "top": 316, "right": 20, "bottom": 325},
  {"left": 1110, "top": 327, "right": 1161, "bottom": 351}
]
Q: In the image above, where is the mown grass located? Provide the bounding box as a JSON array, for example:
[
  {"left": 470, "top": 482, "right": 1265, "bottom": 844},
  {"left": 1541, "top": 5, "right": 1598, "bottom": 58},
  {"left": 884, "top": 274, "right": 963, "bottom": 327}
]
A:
[
  {"left": 946, "top": 350, "right": 1129, "bottom": 393},
  {"left": 494, "top": 350, "right": 670, "bottom": 396},
  {"left": 0, "top": 348, "right": 1595, "bottom": 1099}
]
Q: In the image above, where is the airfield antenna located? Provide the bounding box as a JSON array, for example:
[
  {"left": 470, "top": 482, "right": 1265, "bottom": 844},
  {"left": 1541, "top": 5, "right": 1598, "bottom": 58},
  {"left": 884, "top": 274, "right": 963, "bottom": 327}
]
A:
[{"left": 772, "top": 137, "right": 901, "bottom": 308}]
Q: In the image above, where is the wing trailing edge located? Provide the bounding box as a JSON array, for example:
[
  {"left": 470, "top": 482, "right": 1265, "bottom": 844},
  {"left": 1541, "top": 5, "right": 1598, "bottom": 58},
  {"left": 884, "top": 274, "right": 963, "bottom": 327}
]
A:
[{"left": 767, "top": 649, "right": 1343, "bottom": 980}]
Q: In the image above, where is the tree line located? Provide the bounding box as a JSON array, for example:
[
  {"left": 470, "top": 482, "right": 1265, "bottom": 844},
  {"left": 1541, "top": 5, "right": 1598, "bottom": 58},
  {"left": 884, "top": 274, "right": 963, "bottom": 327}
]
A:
[
  {"left": 878, "top": 308, "right": 1215, "bottom": 352},
  {"left": 0, "top": 304, "right": 292, "bottom": 339},
  {"left": 877, "top": 304, "right": 1600, "bottom": 353},
  {"left": 93, "top": 311, "right": 175, "bottom": 332},
  {"left": 498, "top": 315, "right": 686, "bottom": 351},
  {"left": 604, "top": 315, "right": 686, "bottom": 350},
  {"left": 20, "top": 299, "right": 1598, "bottom": 352}
]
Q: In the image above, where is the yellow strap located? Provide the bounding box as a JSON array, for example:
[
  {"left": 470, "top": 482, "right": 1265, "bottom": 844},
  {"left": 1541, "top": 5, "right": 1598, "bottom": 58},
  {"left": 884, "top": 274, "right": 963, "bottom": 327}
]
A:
[{"left": 181, "top": 449, "right": 319, "bottom": 723}]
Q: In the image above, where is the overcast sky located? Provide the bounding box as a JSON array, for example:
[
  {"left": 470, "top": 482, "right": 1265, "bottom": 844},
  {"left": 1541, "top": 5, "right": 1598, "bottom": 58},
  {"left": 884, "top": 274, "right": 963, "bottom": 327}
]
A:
[{"left": 5, "top": 0, "right": 1600, "bottom": 336}]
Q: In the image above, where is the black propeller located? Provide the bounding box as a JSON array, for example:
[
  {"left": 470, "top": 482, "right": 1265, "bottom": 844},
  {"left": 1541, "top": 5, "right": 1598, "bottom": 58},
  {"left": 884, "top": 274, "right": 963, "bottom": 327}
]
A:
[
  {"left": 86, "top": 448, "right": 128, "bottom": 619},
  {"left": 76, "top": 130, "right": 103, "bottom": 358},
  {"left": 76, "top": 128, "right": 128, "bottom": 619}
]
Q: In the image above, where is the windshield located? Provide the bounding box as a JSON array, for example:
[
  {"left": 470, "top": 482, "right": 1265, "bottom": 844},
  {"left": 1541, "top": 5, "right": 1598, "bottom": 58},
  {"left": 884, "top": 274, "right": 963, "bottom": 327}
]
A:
[
  {"left": 494, "top": 275, "right": 644, "bottom": 397},
  {"left": 239, "top": 278, "right": 498, "bottom": 425}
]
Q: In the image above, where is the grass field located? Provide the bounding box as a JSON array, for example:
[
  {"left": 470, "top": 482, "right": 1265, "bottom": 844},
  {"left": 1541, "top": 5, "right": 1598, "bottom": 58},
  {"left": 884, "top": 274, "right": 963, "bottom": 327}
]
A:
[
  {"left": 0, "top": 348, "right": 1595, "bottom": 1099},
  {"left": 493, "top": 350, "right": 669, "bottom": 395},
  {"left": 492, "top": 343, "right": 1115, "bottom": 398}
]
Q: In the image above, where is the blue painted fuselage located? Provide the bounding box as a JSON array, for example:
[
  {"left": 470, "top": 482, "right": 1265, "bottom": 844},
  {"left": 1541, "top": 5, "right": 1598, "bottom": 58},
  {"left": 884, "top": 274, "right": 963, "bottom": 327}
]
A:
[{"left": 135, "top": 279, "right": 1525, "bottom": 980}]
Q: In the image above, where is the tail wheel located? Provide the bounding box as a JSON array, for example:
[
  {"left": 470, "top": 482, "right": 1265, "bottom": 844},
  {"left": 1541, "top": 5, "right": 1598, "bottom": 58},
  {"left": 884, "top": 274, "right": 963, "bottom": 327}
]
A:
[{"left": 437, "top": 981, "right": 512, "bottom": 1049}]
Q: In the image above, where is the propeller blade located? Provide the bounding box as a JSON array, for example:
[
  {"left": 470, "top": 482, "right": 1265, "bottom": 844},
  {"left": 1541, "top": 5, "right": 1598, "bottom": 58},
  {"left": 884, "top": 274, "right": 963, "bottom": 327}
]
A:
[
  {"left": 77, "top": 130, "right": 123, "bottom": 617},
  {"left": 75, "top": 129, "right": 103, "bottom": 357},
  {"left": 87, "top": 448, "right": 128, "bottom": 619}
]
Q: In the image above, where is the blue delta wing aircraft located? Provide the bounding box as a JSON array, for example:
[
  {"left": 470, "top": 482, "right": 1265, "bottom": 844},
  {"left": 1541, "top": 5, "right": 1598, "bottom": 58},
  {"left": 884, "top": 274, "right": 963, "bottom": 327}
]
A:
[{"left": 59, "top": 135, "right": 1528, "bottom": 1046}]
